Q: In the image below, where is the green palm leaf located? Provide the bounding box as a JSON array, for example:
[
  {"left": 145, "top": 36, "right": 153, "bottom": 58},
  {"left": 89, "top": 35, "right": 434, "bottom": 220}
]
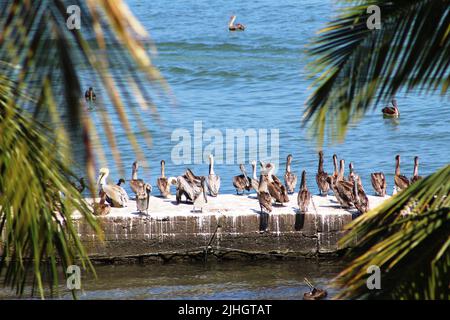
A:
[
  {"left": 0, "top": 0, "right": 167, "bottom": 298},
  {"left": 304, "top": 0, "right": 450, "bottom": 143}
]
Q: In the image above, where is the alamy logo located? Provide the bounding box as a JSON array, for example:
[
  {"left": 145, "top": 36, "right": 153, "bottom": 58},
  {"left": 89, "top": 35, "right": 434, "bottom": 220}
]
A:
[
  {"left": 367, "top": 5, "right": 381, "bottom": 30},
  {"left": 366, "top": 265, "right": 381, "bottom": 290},
  {"left": 171, "top": 121, "right": 280, "bottom": 172},
  {"left": 66, "top": 5, "right": 81, "bottom": 30},
  {"left": 66, "top": 265, "right": 81, "bottom": 290}
]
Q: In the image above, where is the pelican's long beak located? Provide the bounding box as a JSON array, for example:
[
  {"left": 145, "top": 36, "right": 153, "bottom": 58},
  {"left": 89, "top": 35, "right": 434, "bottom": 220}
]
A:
[{"left": 96, "top": 173, "right": 104, "bottom": 186}]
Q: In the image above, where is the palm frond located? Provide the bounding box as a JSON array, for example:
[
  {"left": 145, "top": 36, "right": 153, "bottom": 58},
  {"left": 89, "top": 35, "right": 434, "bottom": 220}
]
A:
[
  {"left": 0, "top": 0, "right": 167, "bottom": 298},
  {"left": 304, "top": 0, "right": 450, "bottom": 144},
  {"left": 334, "top": 165, "right": 450, "bottom": 299}
]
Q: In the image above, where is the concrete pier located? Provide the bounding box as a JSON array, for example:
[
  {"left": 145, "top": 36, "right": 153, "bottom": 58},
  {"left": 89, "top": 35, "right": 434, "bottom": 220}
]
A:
[{"left": 74, "top": 193, "right": 389, "bottom": 263}]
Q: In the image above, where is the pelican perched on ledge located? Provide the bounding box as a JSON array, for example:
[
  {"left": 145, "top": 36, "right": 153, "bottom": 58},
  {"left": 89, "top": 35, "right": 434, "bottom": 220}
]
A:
[
  {"left": 130, "top": 161, "right": 145, "bottom": 195},
  {"left": 136, "top": 183, "right": 152, "bottom": 215},
  {"left": 327, "top": 175, "right": 353, "bottom": 209},
  {"left": 371, "top": 172, "right": 387, "bottom": 197},
  {"left": 250, "top": 160, "right": 259, "bottom": 194},
  {"left": 352, "top": 176, "right": 369, "bottom": 214},
  {"left": 157, "top": 160, "right": 170, "bottom": 198},
  {"left": 266, "top": 163, "right": 289, "bottom": 205},
  {"left": 176, "top": 169, "right": 202, "bottom": 204},
  {"left": 233, "top": 164, "right": 251, "bottom": 195},
  {"left": 284, "top": 154, "right": 297, "bottom": 194},
  {"left": 257, "top": 174, "right": 272, "bottom": 214},
  {"left": 410, "top": 156, "right": 423, "bottom": 184},
  {"left": 207, "top": 154, "right": 221, "bottom": 197},
  {"left": 192, "top": 176, "right": 208, "bottom": 212},
  {"left": 97, "top": 168, "right": 129, "bottom": 207},
  {"left": 394, "top": 154, "right": 410, "bottom": 192},
  {"left": 297, "top": 170, "right": 311, "bottom": 213},
  {"left": 316, "top": 151, "right": 329, "bottom": 196}
]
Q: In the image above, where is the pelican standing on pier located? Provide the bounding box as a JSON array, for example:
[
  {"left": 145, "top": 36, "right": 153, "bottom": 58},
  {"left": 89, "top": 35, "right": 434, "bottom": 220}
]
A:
[
  {"left": 233, "top": 164, "right": 251, "bottom": 195},
  {"left": 410, "top": 156, "right": 423, "bottom": 184},
  {"left": 192, "top": 176, "right": 208, "bottom": 212},
  {"left": 157, "top": 160, "right": 170, "bottom": 198},
  {"left": 257, "top": 174, "right": 272, "bottom": 214},
  {"left": 130, "top": 161, "right": 145, "bottom": 195},
  {"left": 352, "top": 176, "right": 369, "bottom": 214},
  {"left": 327, "top": 175, "right": 353, "bottom": 209},
  {"left": 332, "top": 154, "right": 339, "bottom": 184},
  {"left": 316, "top": 151, "right": 330, "bottom": 196},
  {"left": 297, "top": 170, "right": 311, "bottom": 213},
  {"left": 207, "top": 154, "right": 221, "bottom": 197},
  {"left": 284, "top": 154, "right": 297, "bottom": 194},
  {"left": 250, "top": 160, "right": 259, "bottom": 194},
  {"left": 97, "top": 168, "right": 129, "bottom": 207},
  {"left": 266, "top": 163, "right": 289, "bottom": 205},
  {"left": 394, "top": 154, "right": 410, "bottom": 192},
  {"left": 371, "top": 172, "right": 387, "bottom": 196},
  {"left": 136, "top": 183, "right": 152, "bottom": 215}
]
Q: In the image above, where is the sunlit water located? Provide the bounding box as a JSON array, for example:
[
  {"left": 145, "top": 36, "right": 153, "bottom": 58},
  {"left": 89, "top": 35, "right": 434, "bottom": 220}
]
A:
[
  {"left": 58, "top": 0, "right": 450, "bottom": 299},
  {"left": 0, "top": 260, "right": 343, "bottom": 300}
]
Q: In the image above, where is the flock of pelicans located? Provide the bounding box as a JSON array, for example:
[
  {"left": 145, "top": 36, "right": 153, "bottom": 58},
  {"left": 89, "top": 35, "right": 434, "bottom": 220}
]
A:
[{"left": 92, "top": 152, "right": 423, "bottom": 217}]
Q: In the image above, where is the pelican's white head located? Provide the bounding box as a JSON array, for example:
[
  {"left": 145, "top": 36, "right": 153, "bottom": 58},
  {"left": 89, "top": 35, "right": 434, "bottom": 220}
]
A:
[{"left": 97, "top": 167, "right": 110, "bottom": 186}]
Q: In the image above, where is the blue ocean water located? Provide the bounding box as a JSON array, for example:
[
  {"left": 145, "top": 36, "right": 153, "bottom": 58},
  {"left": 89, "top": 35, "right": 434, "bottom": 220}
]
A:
[{"left": 85, "top": 0, "right": 449, "bottom": 195}]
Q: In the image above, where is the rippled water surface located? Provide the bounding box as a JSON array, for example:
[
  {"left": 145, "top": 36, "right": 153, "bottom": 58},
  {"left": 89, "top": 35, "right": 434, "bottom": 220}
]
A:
[
  {"left": 0, "top": 260, "right": 343, "bottom": 299},
  {"left": 81, "top": 0, "right": 449, "bottom": 195}
]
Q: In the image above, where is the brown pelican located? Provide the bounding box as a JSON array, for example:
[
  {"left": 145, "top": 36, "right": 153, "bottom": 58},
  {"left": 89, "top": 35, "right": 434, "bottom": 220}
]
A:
[
  {"left": 228, "top": 15, "right": 245, "bottom": 31},
  {"left": 156, "top": 160, "right": 170, "bottom": 198},
  {"left": 232, "top": 164, "right": 251, "bottom": 195},
  {"left": 84, "top": 87, "right": 96, "bottom": 101},
  {"left": 136, "top": 183, "right": 152, "bottom": 215},
  {"left": 192, "top": 176, "right": 208, "bottom": 213},
  {"left": 284, "top": 154, "right": 297, "bottom": 194},
  {"left": 315, "top": 151, "right": 329, "bottom": 196},
  {"left": 250, "top": 160, "right": 259, "bottom": 194},
  {"left": 266, "top": 163, "right": 289, "bottom": 205},
  {"left": 257, "top": 174, "right": 272, "bottom": 214},
  {"left": 130, "top": 161, "right": 145, "bottom": 195},
  {"left": 97, "top": 168, "right": 129, "bottom": 207},
  {"left": 348, "top": 162, "right": 358, "bottom": 182},
  {"left": 338, "top": 159, "right": 346, "bottom": 181},
  {"left": 176, "top": 169, "right": 202, "bottom": 204},
  {"left": 410, "top": 156, "right": 423, "bottom": 184},
  {"left": 297, "top": 170, "right": 311, "bottom": 213},
  {"left": 303, "top": 278, "right": 327, "bottom": 300},
  {"left": 331, "top": 154, "right": 339, "bottom": 183},
  {"left": 382, "top": 99, "right": 400, "bottom": 117},
  {"left": 352, "top": 176, "right": 369, "bottom": 214},
  {"left": 327, "top": 175, "right": 353, "bottom": 208},
  {"left": 206, "top": 154, "right": 221, "bottom": 197},
  {"left": 394, "top": 154, "right": 410, "bottom": 192},
  {"left": 93, "top": 191, "right": 111, "bottom": 216},
  {"left": 371, "top": 172, "right": 387, "bottom": 196}
]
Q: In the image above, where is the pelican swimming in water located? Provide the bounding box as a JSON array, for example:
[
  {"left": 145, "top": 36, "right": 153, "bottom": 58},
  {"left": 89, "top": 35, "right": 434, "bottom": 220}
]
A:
[
  {"left": 97, "top": 168, "right": 129, "bottom": 207},
  {"left": 297, "top": 170, "right": 311, "bottom": 214},
  {"left": 228, "top": 15, "right": 245, "bottom": 31},
  {"left": 371, "top": 172, "right": 387, "bottom": 197},
  {"left": 206, "top": 154, "right": 221, "bottom": 197},
  {"left": 394, "top": 154, "right": 410, "bottom": 192},
  {"left": 157, "top": 160, "right": 170, "bottom": 198},
  {"left": 84, "top": 87, "right": 96, "bottom": 101},
  {"left": 284, "top": 154, "right": 297, "bottom": 194},
  {"left": 130, "top": 161, "right": 145, "bottom": 195},
  {"left": 266, "top": 163, "right": 289, "bottom": 205},
  {"left": 316, "top": 151, "right": 330, "bottom": 196},
  {"left": 382, "top": 99, "right": 400, "bottom": 117},
  {"left": 410, "top": 156, "right": 423, "bottom": 184},
  {"left": 250, "top": 160, "right": 259, "bottom": 194},
  {"left": 192, "top": 176, "right": 208, "bottom": 213},
  {"left": 233, "top": 164, "right": 251, "bottom": 195}
]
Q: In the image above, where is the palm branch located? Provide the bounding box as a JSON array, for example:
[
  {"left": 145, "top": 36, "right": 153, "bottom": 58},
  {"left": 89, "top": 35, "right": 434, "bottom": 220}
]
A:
[
  {"left": 334, "top": 165, "right": 450, "bottom": 299},
  {"left": 0, "top": 0, "right": 166, "bottom": 298},
  {"left": 304, "top": 0, "right": 450, "bottom": 143},
  {"left": 304, "top": 0, "right": 450, "bottom": 299}
]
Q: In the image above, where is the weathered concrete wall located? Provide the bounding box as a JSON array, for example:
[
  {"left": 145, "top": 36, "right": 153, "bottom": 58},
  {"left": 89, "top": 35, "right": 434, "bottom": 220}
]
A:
[{"left": 73, "top": 194, "right": 388, "bottom": 263}]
